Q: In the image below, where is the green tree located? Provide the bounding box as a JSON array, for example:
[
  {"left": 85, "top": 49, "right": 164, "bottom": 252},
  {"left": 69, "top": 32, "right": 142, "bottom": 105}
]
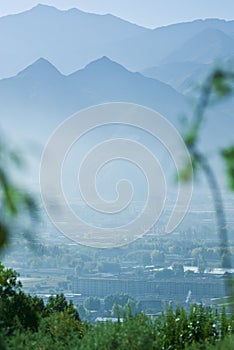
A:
[
  {"left": 46, "top": 294, "right": 80, "bottom": 321},
  {"left": 39, "top": 311, "right": 84, "bottom": 343},
  {"left": 77, "top": 304, "right": 88, "bottom": 319},
  {"left": 84, "top": 296, "right": 101, "bottom": 311},
  {"left": 0, "top": 263, "right": 22, "bottom": 298},
  {"left": 0, "top": 263, "right": 45, "bottom": 333}
]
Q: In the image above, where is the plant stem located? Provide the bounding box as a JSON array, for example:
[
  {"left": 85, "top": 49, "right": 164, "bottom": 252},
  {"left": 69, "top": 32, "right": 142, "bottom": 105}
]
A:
[{"left": 193, "top": 150, "right": 233, "bottom": 311}]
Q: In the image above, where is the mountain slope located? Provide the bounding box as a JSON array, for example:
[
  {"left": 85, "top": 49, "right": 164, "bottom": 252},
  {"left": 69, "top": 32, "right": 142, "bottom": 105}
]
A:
[
  {"left": 0, "top": 57, "right": 233, "bottom": 195},
  {"left": 0, "top": 57, "right": 187, "bottom": 141},
  {"left": 1, "top": 56, "right": 232, "bottom": 153},
  {"left": 1, "top": 5, "right": 234, "bottom": 78},
  {"left": 163, "top": 28, "right": 234, "bottom": 65},
  {"left": 107, "top": 19, "right": 234, "bottom": 71},
  {"left": 141, "top": 62, "right": 205, "bottom": 91},
  {"left": 0, "top": 4, "right": 149, "bottom": 78},
  {"left": 141, "top": 28, "right": 234, "bottom": 93}
]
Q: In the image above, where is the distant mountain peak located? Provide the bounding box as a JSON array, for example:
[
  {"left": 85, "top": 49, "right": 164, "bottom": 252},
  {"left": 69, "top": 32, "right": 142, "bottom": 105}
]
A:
[
  {"left": 28, "top": 3, "right": 146, "bottom": 29},
  {"left": 35, "top": 3, "right": 49, "bottom": 8},
  {"left": 81, "top": 56, "right": 128, "bottom": 74},
  {"left": 85, "top": 56, "right": 118, "bottom": 67},
  {"left": 32, "top": 3, "right": 85, "bottom": 15},
  {"left": 34, "top": 57, "right": 52, "bottom": 64},
  {"left": 17, "top": 58, "right": 62, "bottom": 77},
  {"left": 94, "top": 56, "right": 115, "bottom": 63},
  {"left": 32, "top": 4, "right": 57, "bottom": 11},
  {"left": 29, "top": 3, "right": 121, "bottom": 19},
  {"left": 68, "top": 56, "right": 138, "bottom": 84}
]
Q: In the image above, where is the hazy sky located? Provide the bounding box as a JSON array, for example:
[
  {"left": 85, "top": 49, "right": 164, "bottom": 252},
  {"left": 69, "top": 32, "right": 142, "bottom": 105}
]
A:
[{"left": 0, "top": 0, "right": 234, "bottom": 28}]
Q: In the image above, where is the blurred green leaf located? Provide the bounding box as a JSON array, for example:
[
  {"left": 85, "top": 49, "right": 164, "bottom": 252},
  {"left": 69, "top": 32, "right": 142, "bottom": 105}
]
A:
[
  {"left": 0, "top": 222, "right": 8, "bottom": 247},
  {"left": 177, "top": 155, "right": 197, "bottom": 183},
  {"left": 211, "top": 70, "right": 233, "bottom": 98},
  {"left": 221, "top": 146, "right": 234, "bottom": 191},
  {"left": 184, "top": 128, "right": 198, "bottom": 148},
  {"left": 9, "top": 150, "right": 24, "bottom": 169},
  {"left": 0, "top": 137, "right": 38, "bottom": 250},
  {"left": 0, "top": 168, "right": 19, "bottom": 216}
]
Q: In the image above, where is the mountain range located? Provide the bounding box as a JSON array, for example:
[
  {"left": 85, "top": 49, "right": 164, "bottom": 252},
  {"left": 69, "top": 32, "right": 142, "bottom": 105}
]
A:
[
  {"left": 141, "top": 28, "right": 234, "bottom": 93},
  {"left": 0, "top": 5, "right": 234, "bottom": 165},
  {"left": 0, "top": 4, "right": 149, "bottom": 79},
  {"left": 0, "top": 56, "right": 187, "bottom": 142},
  {"left": 1, "top": 4, "right": 234, "bottom": 87},
  {"left": 0, "top": 4, "right": 233, "bottom": 189},
  {"left": 0, "top": 4, "right": 233, "bottom": 146},
  {"left": 0, "top": 55, "right": 233, "bottom": 153}
]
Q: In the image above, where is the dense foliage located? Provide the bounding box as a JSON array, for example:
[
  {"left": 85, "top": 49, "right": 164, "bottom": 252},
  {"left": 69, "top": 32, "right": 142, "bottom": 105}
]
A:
[{"left": 0, "top": 262, "right": 233, "bottom": 349}]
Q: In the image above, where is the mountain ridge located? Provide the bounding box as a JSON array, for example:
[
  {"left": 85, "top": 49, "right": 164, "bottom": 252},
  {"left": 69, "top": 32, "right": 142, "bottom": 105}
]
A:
[
  {"left": 0, "top": 56, "right": 188, "bottom": 143},
  {"left": 1, "top": 5, "right": 234, "bottom": 78},
  {"left": 163, "top": 27, "right": 234, "bottom": 64},
  {"left": 16, "top": 57, "right": 63, "bottom": 78}
]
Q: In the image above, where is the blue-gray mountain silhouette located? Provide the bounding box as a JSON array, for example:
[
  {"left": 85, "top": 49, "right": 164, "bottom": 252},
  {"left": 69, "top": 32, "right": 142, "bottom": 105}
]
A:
[
  {"left": 0, "top": 4, "right": 149, "bottom": 78},
  {"left": 0, "top": 57, "right": 187, "bottom": 142},
  {"left": 141, "top": 28, "right": 234, "bottom": 93},
  {"left": 1, "top": 5, "right": 234, "bottom": 80}
]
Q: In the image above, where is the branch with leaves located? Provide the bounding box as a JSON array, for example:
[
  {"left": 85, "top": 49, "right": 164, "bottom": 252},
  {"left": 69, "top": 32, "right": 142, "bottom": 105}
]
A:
[
  {"left": 182, "top": 69, "right": 234, "bottom": 303},
  {"left": 0, "top": 137, "right": 37, "bottom": 250}
]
